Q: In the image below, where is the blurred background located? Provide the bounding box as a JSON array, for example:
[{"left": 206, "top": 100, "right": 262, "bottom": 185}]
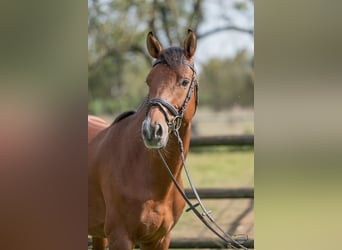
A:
[{"left": 88, "top": 0, "right": 254, "bottom": 249}]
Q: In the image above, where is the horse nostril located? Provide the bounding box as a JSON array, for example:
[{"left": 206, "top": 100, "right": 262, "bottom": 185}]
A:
[
  {"left": 142, "top": 120, "right": 152, "bottom": 140},
  {"left": 154, "top": 123, "right": 163, "bottom": 138},
  {"left": 142, "top": 127, "right": 150, "bottom": 140}
]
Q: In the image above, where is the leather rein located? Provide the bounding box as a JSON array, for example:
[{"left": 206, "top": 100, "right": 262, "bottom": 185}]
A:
[{"left": 145, "top": 61, "right": 248, "bottom": 249}]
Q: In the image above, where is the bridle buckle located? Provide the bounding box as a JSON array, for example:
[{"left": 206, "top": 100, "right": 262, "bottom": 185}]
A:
[{"left": 168, "top": 115, "right": 182, "bottom": 131}]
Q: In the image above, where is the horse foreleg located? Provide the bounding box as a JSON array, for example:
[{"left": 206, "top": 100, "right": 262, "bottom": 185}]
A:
[
  {"left": 140, "top": 234, "right": 171, "bottom": 250},
  {"left": 92, "top": 237, "right": 108, "bottom": 250},
  {"left": 107, "top": 232, "right": 133, "bottom": 250}
]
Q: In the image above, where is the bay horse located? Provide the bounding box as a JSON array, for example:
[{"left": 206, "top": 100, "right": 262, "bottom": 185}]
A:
[{"left": 88, "top": 30, "right": 198, "bottom": 250}]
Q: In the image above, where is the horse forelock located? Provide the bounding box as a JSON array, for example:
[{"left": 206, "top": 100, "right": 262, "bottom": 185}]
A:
[{"left": 157, "top": 47, "right": 191, "bottom": 69}]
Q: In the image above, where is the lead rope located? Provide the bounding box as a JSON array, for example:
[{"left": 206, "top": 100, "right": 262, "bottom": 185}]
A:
[{"left": 157, "top": 130, "right": 248, "bottom": 250}]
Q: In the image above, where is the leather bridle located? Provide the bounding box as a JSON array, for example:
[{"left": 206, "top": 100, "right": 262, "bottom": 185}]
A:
[{"left": 145, "top": 59, "right": 198, "bottom": 132}]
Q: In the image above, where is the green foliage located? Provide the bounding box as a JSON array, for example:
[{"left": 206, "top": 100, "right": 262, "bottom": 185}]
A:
[
  {"left": 234, "top": 1, "right": 249, "bottom": 11},
  {"left": 199, "top": 50, "right": 254, "bottom": 110},
  {"left": 88, "top": 53, "right": 150, "bottom": 114}
]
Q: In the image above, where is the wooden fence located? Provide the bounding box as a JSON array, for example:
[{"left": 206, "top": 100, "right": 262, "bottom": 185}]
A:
[
  {"left": 185, "top": 187, "right": 254, "bottom": 199},
  {"left": 190, "top": 135, "right": 254, "bottom": 147},
  {"left": 168, "top": 238, "right": 254, "bottom": 249}
]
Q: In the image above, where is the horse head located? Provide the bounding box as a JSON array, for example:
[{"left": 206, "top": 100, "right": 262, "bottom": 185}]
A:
[{"left": 142, "top": 29, "right": 198, "bottom": 149}]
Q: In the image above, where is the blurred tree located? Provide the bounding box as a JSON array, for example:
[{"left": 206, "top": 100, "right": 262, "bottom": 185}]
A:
[
  {"left": 88, "top": 0, "right": 253, "bottom": 114},
  {"left": 200, "top": 50, "right": 254, "bottom": 110}
]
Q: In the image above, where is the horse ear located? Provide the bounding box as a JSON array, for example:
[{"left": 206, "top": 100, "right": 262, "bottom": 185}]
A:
[
  {"left": 183, "top": 29, "right": 197, "bottom": 59},
  {"left": 146, "top": 31, "right": 163, "bottom": 59}
]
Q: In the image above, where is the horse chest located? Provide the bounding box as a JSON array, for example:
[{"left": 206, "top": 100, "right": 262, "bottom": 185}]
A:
[{"left": 138, "top": 200, "right": 173, "bottom": 237}]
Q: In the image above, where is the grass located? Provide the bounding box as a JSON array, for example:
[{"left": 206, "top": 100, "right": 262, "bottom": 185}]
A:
[{"left": 184, "top": 146, "right": 254, "bottom": 188}]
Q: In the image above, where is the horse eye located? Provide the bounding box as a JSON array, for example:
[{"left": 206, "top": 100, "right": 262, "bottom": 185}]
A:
[{"left": 181, "top": 79, "right": 190, "bottom": 87}]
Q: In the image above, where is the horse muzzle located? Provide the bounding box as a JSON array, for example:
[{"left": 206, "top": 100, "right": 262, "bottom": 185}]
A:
[{"left": 141, "top": 116, "right": 169, "bottom": 149}]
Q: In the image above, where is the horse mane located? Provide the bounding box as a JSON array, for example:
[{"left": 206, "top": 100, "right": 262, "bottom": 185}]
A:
[{"left": 112, "top": 110, "right": 136, "bottom": 125}]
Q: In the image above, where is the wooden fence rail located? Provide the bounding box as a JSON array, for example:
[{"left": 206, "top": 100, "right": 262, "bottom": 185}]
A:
[
  {"left": 190, "top": 135, "right": 254, "bottom": 147},
  {"left": 185, "top": 187, "right": 254, "bottom": 199},
  {"left": 89, "top": 238, "right": 255, "bottom": 249},
  {"left": 133, "top": 238, "right": 254, "bottom": 249},
  {"left": 168, "top": 238, "right": 254, "bottom": 249}
]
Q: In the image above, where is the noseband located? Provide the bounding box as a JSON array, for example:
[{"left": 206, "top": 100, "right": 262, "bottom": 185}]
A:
[{"left": 145, "top": 59, "right": 198, "bottom": 132}]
